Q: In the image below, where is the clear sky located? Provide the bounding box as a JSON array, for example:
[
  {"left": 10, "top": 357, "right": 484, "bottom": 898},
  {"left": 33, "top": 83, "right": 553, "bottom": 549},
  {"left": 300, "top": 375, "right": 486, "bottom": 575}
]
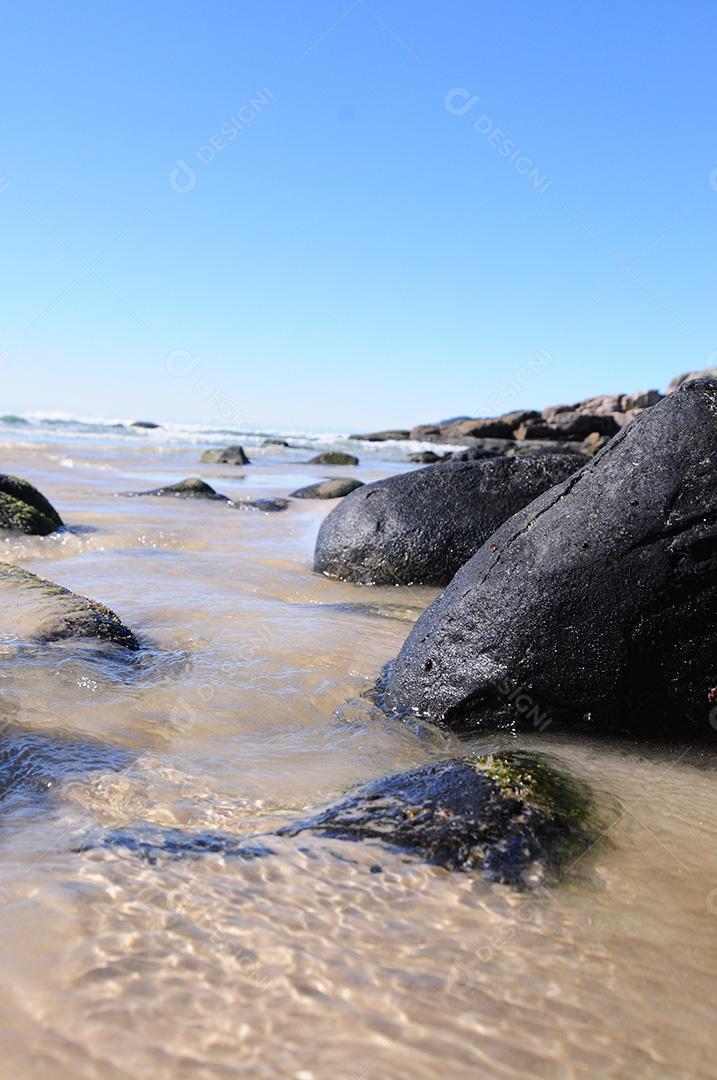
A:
[{"left": 1, "top": 1, "right": 715, "bottom": 430}]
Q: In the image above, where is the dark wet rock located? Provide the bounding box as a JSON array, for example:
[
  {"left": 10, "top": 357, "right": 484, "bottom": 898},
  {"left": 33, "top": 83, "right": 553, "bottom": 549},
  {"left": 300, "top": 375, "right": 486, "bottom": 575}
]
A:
[
  {"left": 384, "top": 379, "right": 717, "bottom": 734},
  {"left": 407, "top": 451, "right": 444, "bottom": 464},
  {"left": 130, "top": 421, "right": 160, "bottom": 429},
  {"left": 349, "top": 430, "right": 410, "bottom": 442},
  {"left": 78, "top": 751, "right": 600, "bottom": 885},
  {"left": 0, "top": 475, "right": 64, "bottom": 535},
  {"left": 200, "top": 445, "right": 251, "bottom": 465},
  {"left": 124, "top": 478, "right": 228, "bottom": 501},
  {"left": 292, "top": 478, "right": 364, "bottom": 500},
  {"left": 314, "top": 455, "right": 581, "bottom": 586},
  {"left": 78, "top": 827, "right": 274, "bottom": 864},
  {"left": 234, "top": 497, "right": 290, "bottom": 512},
  {"left": 263, "top": 438, "right": 290, "bottom": 447},
  {"left": 0, "top": 562, "right": 139, "bottom": 649},
  {"left": 305, "top": 451, "right": 359, "bottom": 467},
  {"left": 279, "top": 752, "right": 598, "bottom": 886}
]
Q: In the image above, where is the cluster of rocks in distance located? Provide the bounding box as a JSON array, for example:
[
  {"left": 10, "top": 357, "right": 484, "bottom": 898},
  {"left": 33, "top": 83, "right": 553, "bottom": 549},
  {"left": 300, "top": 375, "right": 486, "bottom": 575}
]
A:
[{"left": 352, "top": 388, "right": 665, "bottom": 454}]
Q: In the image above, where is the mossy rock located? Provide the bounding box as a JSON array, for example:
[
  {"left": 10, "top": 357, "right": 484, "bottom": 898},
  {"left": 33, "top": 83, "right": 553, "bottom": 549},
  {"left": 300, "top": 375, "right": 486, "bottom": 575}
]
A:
[
  {"left": 200, "top": 445, "right": 250, "bottom": 465},
  {"left": 123, "top": 478, "right": 228, "bottom": 501},
  {"left": 279, "top": 750, "right": 603, "bottom": 887},
  {"left": 0, "top": 562, "right": 139, "bottom": 649},
  {"left": 0, "top": 475, "right": 63, "bottom": 535},
  {"left": 305, "top": 451, "right": 358, "bottom": 466},
  {"left": 291, "top": 478, "right": 364, "bottom": 500}
]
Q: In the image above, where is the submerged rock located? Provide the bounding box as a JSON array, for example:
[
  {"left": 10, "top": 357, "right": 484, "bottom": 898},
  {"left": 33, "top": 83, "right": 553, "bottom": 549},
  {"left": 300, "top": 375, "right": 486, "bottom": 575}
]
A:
[
  {"left": 384, "top": 379, "right": 717, "bottom": 734},
  {"left": 124, "top": 478, "right": 228, "bottom": 500},
  {"left": 279, "top": 752, "right": 598, "bottom": 886},
  {"left": 305, "top": 451, "right": 359, "bottom": 467},
  {"left": 201, "top": 445, "right": 251, "bottom": 465},
  {"left": 0, "top": 562, "right": 139, "bottom": 649},
  {"left": 234, "top": 497, "right": 290, "bottom": 512},
  {"left": 314, "top": 455, "right": 581, "bottom": 586},
  {"left": 79, "top": 827, "right": 273, "bottom": 864},
  {"left": 291, "top": 478, "right": 364, "bottom": 500},
  {"left": 0, "top": 475, "right": 64, "bottom": 535},
  {"left": 263, "top": 438, "right": 290, "bottom": 447},
  {"left": 130, "top": 420, "right": 160, "bottom": 429},
  {"left": 78, "top": 751, "right": 599, "bottom": 886},
  {"left": 0, "top": 727, "right": 133, "bottom": 803}
]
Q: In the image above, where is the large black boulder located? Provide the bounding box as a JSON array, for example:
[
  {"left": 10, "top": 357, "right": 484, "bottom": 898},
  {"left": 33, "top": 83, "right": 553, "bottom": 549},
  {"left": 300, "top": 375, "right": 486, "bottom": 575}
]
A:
[
  {"left": 279, "top": 751, "right": 598, "bottom": 886},
  {"left": 314, "top": 455, "right": 581, "bottom": 586},
  {"left": 383, "top": 378, "right": 717, "bottom": 735}
]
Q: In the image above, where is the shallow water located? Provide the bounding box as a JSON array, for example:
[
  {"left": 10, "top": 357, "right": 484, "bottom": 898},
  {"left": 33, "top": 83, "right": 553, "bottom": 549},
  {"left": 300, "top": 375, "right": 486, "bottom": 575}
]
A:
[{"left": 1, "top": 427, "right": 716, "bottom": 1079}]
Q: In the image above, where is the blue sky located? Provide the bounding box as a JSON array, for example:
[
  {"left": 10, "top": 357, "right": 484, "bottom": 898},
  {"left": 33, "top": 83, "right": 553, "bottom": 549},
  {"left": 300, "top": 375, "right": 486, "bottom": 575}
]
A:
[{"left": 1, "top": 1, "right": 715, "bottom": 430}]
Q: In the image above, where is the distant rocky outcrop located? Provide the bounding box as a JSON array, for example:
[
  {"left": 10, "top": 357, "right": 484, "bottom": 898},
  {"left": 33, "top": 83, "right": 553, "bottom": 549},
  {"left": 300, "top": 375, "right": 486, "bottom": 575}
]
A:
[
  {"left": 349, "top": 430, "right": 410, "bottom": 441},
  {"left": 130, "top": 421, "right": 160, "bottom": 429},
  {"left": 396, "top": 391, "right": 664, "bottom": 449},
  {"left": 0, "top": 475, "right": 64, "bottom": 535}
]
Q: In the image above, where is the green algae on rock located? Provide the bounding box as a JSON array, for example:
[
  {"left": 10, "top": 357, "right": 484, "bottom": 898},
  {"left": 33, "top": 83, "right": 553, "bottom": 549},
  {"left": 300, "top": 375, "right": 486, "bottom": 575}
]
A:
[
  {"left": 0, "top": 475, "right": 64, "bottom": 535},
  {"left": 304, "top": 451, "right": 359, "bottom": 466},
  {"left": 200, "top": 445, "right": 250, "bottom": 465},
  {"left": 279, "top": 750, "right": 601, "bottom": 887},
  {"left": 0, "top": 562, "right": 139, "bottom": 650},
  {"left": 291, "top": 478, "right": 364, "bottom": 500},
  {"left": 123, "top": 478, "right": 228, "bottom": 500}
]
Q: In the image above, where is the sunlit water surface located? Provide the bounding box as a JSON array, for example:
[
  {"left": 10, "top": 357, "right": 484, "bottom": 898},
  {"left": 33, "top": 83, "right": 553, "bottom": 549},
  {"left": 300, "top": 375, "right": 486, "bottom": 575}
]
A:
[{"left": 0, "top": 428, "right": 716, "bottom": 1079}]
